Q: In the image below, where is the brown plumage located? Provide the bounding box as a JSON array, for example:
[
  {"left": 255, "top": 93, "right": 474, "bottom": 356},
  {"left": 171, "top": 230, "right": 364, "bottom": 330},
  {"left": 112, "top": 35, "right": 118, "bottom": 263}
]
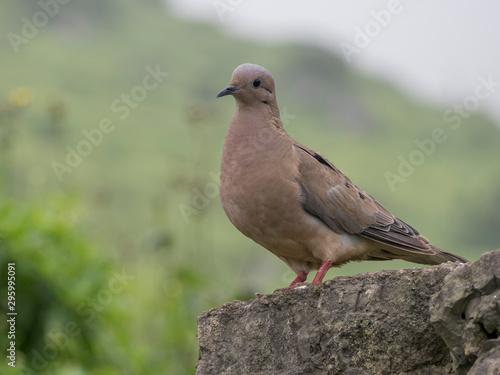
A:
[{"left": 217, "top": 63, "right": 468, "bottom": 289}]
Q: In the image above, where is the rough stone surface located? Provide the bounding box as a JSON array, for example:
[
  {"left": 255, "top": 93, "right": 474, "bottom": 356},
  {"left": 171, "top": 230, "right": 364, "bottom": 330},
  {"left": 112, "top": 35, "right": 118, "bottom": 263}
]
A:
[
  {"left": 197, "top": 250, "right": 500, "bottom": 375},
  {"left": 197, "top": 265, "right": 456, "bottom": 374},
  {"left": 430, "top": 249, "right": 500, "bottom": 375},
  {"left": 467, "top": 339, "right": 500, "bottom": 375}
]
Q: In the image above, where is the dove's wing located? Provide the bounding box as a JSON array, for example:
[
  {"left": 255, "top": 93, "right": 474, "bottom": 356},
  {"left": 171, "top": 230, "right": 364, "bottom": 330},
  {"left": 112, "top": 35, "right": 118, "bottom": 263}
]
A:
[{"left": 294, "top": 143, "right": 467, "bottom": 264}]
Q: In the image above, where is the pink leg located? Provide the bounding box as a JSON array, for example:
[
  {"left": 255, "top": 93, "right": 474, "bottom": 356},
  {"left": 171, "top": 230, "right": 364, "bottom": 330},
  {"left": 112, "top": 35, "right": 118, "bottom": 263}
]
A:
[
  {"left": 312, "top": 260, "right": 333, "bottom": 283},
  {"left": 272, "top": 263, "right": 332, "bottom": 294},
  {"left": 288, "top": 271, "right": 308, "bottom": 288}
]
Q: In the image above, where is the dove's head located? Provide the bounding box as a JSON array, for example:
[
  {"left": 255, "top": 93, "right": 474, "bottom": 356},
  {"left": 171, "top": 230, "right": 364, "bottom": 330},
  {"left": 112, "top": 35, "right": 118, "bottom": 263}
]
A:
[{"left": 217, "top": 63, "right": 277, "bottom": 107}]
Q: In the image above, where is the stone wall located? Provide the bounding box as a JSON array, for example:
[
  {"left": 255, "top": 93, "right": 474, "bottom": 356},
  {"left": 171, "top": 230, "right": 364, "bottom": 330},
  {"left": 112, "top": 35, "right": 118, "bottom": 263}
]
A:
[{"left": 197, "top": 250, "right": 500, "bottom": 374}]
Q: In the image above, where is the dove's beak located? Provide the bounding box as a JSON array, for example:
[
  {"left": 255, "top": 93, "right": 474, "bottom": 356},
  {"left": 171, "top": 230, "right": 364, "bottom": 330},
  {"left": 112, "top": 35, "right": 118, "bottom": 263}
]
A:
[{"left": 216, "top": 85, "right": 240, "bottom": 98}]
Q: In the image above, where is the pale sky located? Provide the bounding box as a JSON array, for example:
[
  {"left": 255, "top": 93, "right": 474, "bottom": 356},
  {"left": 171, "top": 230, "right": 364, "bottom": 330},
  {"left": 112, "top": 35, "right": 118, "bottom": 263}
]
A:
[{"left": 166, "top": 0, "right": 500, "bottom": 126}]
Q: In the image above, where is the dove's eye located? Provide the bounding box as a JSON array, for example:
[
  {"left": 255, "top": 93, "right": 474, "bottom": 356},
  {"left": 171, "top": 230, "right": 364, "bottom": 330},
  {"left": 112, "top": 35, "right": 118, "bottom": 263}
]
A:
[{"left": 252, "top": 78, "right": 261, "bottom": 88}]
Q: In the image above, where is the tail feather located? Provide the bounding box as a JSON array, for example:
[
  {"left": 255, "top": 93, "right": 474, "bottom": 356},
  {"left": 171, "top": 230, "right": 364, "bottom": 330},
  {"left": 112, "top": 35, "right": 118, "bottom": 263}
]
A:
[
  {"left": 425, "top": 245, "right": 469, "bottom": 265},
  {"left": 365, "top": 244, "right": 469, "bottom": 265}
]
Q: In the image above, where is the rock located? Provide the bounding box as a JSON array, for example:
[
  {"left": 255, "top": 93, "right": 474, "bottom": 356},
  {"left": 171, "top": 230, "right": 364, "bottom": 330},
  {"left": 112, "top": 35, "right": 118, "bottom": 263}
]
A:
[
  {"left": 197, "top": 250, "right": 500, "bottom": 375},
  {"left": 430, "top": 249, "right": 500, "bottom": 374},
  {"left": 197, "top": 264, "right": 456, "bottom": 374},
  {"left": 467, "top": 339, "right": 500, "bottom": 375}
]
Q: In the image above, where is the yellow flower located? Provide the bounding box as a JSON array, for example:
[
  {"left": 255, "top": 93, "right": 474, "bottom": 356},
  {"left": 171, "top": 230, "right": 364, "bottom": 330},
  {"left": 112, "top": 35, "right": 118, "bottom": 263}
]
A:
[{"left": 8, "top": 86, "right": 33, "bottom": 107}]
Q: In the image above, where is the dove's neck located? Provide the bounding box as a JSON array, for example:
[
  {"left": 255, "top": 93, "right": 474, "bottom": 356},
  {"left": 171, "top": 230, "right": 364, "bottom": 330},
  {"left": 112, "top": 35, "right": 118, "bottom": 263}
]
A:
[
  {"left": 223, "top": 101, "right": 290, "bottom": 161},
  {"left": 231, "top": 101, "right": 285, "bottom": 136}
]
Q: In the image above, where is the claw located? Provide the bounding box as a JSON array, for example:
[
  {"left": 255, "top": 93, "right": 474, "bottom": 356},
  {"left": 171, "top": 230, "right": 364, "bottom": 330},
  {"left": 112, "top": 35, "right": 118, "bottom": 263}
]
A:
[
  {"left": 275, "top": 260, "right": 333, "bottom": 293},
  {"left": 288, "top": 271, "right": 308, "bottom": 287}
]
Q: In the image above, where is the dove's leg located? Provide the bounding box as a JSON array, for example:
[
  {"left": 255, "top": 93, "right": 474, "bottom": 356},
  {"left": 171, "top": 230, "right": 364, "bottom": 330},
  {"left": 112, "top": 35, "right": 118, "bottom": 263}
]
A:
[
  {"left": 312, "top": 260, "right": 333, "bottom": 283},
  {"left": 272, "top": 262, "right": 332, "bottom": 294},
  {"left": 288, "top": 271, "right": 308, "bottom": 288},
  {"left": 266, "top": 271, "right": 308, "bottom": 295}
]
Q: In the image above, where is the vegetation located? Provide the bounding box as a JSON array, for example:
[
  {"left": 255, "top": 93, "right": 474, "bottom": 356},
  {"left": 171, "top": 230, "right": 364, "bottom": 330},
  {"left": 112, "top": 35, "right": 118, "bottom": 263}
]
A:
[{"left": 1, "top": 1, "right": 498, "bottom": 373}]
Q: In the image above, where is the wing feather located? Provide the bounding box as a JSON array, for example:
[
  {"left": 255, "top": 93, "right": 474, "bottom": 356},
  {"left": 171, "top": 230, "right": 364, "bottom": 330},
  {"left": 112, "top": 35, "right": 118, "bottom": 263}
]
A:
[{"left": 294, "top": 143, "right": 435, "bottom": 255}]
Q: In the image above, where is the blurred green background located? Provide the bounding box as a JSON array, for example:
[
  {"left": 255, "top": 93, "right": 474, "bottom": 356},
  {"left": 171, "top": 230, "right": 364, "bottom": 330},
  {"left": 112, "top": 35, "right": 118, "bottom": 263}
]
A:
[{"left": 0, "top": 1, "right": 499, "bottom": 374}]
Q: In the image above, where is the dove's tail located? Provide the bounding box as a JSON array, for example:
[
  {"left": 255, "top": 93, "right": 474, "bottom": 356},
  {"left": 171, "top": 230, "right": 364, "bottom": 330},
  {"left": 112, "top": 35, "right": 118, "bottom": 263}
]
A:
[
  {"left": 365, "top": 244, "right": 469, "bottom": 265},
  {"left": 424, "top": 245, "right": 469, "bottom": 265}
]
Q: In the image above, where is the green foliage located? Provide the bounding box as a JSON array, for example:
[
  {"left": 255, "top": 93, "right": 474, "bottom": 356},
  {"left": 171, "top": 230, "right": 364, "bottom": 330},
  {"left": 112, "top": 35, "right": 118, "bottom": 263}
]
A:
[
  {"left": 0, "top": 192, "right": 112, "bottom": 373},
  {"left": 0, "top": 190, "right": 207, "bottom": 374}
]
